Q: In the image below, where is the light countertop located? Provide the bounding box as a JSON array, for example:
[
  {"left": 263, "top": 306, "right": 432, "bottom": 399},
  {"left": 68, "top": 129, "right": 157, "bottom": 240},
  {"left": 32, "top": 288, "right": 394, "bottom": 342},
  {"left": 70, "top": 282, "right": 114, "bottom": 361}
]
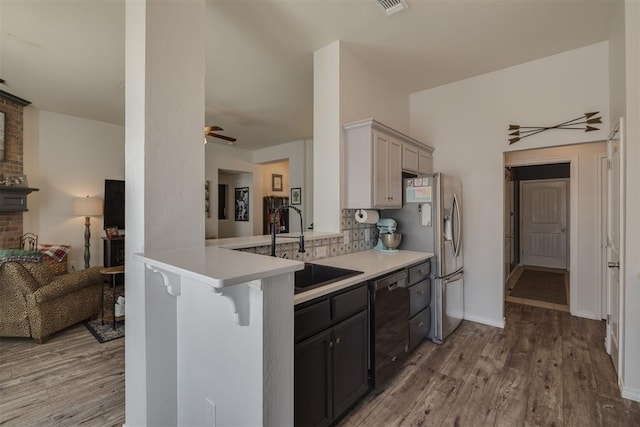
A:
[
  {"left": 135, "top": 245, "right": 304, "bottom": 289},
  {"left": 136, "top": 234, "right": 432, "bottom": 298},
  {"left": 294, "top": 249, "right": 434, "bottom": 305}
]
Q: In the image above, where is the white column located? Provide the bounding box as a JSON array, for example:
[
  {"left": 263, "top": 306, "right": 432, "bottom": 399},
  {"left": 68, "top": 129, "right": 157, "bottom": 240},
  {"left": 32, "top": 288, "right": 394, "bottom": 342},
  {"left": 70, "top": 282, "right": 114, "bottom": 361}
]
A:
[
  {"left": 125, "top": 0, "right": 205, "bottom": 425},
  {"left": 313, "top": 41, "right": 342, "bottom": 233}
]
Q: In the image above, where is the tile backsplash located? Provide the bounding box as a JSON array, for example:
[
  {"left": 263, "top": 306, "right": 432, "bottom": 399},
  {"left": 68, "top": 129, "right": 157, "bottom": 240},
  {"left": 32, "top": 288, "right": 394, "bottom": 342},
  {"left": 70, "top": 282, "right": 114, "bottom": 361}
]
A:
[{"left": 238, "top": 209, "right": 378, "bottom": 261}]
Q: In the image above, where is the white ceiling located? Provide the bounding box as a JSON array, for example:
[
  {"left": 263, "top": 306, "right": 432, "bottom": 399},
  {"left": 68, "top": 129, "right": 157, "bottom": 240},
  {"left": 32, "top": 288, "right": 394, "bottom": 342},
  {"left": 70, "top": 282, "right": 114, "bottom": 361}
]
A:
[{"left": 0, "top": 0, "right": 615, "bottom": 150}]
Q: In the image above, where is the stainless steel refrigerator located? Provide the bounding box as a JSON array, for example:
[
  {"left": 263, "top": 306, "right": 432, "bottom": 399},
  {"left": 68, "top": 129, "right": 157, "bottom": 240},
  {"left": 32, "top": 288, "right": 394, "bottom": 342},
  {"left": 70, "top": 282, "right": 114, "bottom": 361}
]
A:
[{"left": 382, "top": 173, "right": 464, "bottom": 344}]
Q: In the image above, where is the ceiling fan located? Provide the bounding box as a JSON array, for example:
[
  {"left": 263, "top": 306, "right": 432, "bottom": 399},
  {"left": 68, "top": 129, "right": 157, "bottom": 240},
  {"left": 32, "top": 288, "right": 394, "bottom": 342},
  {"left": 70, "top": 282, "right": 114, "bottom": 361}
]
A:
[{"left": 204, "top": 125, "right": 237, "bottom": 145}]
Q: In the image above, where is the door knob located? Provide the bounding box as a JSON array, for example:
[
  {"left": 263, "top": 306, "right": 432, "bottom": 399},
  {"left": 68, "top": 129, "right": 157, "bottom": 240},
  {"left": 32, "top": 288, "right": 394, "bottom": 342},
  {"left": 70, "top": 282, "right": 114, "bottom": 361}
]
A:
[
  {"left": 608, "top": 262, "right": 620, "bottom": 269},
  {"left": 561, "top": 227, "right": 566, "bottom": 232}
]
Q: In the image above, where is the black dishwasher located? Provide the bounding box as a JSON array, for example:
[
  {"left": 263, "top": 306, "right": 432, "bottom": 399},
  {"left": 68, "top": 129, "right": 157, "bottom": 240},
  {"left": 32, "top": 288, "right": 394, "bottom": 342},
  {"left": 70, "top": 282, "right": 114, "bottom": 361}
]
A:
[{"left": 370, "top": 269, "right": 409, "bottom": 387}]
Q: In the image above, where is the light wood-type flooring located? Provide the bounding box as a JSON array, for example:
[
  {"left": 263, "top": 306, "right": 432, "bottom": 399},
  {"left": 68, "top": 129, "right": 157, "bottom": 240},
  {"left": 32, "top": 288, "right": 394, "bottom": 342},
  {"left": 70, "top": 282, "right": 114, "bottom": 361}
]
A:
[
  {"left": 0, "top": 323, "right": 124, "bottom": 426},
  {"left": 2, "top": 303, "right": 639, "bottom": 426},
  {"left": 340, "top": 302, "right": 640, "bottom": 427}
]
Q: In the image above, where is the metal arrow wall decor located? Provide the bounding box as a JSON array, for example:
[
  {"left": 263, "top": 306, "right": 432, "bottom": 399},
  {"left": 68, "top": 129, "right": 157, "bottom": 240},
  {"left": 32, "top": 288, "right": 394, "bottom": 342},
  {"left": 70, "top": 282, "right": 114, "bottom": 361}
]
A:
[{"left": 508, "top": 112, "right": 601, "bottom": 145}]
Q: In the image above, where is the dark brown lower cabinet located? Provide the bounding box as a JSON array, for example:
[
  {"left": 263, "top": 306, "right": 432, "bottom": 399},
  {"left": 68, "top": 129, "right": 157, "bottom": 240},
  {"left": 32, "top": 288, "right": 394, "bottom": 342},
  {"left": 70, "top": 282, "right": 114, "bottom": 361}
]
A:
[
  {"left": 295, "top": 310, "right": 369, "bottom": 426},
  {"left": 295, "top": 329, "right": 332, "bottom": 427}
]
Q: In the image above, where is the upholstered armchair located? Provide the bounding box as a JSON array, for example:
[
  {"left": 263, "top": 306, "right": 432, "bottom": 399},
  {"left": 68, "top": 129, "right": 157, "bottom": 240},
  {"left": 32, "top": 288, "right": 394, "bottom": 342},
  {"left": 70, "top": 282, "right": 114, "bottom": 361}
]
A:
[{"left": 0, "top": 257, "right": 103, "bottom": 343}]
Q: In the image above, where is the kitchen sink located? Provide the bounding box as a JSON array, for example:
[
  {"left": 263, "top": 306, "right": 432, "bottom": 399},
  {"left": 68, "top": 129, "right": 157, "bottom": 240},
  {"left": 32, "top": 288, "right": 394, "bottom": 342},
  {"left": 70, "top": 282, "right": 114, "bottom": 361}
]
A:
[{"left": 294, "top": 263, "right": 364, "bottom": 294}]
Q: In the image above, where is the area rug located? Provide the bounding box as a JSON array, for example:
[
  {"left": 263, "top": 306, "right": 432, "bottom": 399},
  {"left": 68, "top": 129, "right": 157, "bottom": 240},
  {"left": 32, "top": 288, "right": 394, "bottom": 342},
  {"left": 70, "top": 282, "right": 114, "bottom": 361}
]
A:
[
  {"left": 84, "top": 319, "right": 124, "bottom": 343},
  {"left": 509, "top": 268, "right": 567, "bottom": 305}
]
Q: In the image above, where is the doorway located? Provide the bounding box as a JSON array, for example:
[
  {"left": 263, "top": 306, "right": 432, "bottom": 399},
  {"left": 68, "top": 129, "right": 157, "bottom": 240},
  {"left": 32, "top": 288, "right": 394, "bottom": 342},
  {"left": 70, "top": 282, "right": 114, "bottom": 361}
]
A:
[{"left": 504, "top": 162, "right": 570, "bottom": 312}]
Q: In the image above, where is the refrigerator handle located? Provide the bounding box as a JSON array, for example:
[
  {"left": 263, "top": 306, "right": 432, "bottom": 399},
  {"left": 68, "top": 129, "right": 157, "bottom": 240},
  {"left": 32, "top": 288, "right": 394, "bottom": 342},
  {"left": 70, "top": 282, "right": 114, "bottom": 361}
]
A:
[
  {"left": 444, "top": 269, "right": 464, "bottom": 285},
  {"left": 452, "top": 192, "right": 462, "bottom": 258}
]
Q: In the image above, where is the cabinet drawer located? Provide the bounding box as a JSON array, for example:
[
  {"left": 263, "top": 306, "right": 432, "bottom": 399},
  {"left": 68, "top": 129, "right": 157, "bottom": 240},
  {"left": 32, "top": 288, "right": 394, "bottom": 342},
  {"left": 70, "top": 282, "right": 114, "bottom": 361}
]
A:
[
  {"left": 409, "top": 307, "right": 431, "bottom": 351},
  {"left": 295, "top": 299, "right": 331, "bottom": 343},
  {"left": 332, "top": 284, "right": 368, "bottom": 324},
  {"left": 409, "top": 261, "right": 430, "bottom": 285},
  {"left": 408, "top": 279, "right": 431, "bottom": 318}
]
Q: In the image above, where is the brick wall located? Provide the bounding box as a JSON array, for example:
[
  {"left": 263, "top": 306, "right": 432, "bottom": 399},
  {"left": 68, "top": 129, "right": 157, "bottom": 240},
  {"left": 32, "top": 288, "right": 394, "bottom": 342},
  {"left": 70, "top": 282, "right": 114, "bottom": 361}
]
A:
[{"left": 0, "top": 94, "right": 27, "bottom": 249}]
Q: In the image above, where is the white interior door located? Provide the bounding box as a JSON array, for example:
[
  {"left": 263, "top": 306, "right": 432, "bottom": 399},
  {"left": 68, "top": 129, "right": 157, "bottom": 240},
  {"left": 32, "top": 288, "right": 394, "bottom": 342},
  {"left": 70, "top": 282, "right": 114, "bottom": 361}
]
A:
[
  {"left": 606, "top": 119, "right": 624, "bottom": 377},
  {"left": 521, "top": 180, "right": 568, "bottom": 269}
]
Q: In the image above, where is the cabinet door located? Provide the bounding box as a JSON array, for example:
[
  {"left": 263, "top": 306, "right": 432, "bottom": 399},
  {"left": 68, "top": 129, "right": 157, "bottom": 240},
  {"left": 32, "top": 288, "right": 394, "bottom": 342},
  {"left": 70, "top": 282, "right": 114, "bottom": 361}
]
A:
[
  {"left": 332, "top": 310, "right": 369, "bottom": 420},
  {"left": 387, "top": 137, "right": 403, "bottom": 208},
  {"left": 418, "top": 149, "right": 433, "bottom": 175},
  {"left": 373, "top": 131, "right": 390, "bottom": 207},
  {"left": 295, "top": 330, "right": 332, "bottom": 427},
  {"left": 402, "top": 144, "right": 419, "bottom": 172}
]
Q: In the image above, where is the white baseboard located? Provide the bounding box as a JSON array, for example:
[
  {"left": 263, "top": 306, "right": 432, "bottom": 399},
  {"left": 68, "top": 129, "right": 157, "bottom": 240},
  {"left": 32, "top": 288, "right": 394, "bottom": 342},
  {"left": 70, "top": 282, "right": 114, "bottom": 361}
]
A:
[
  {"left": 621, "top": 383, "right": 640, "bottom": 402},
  {"left": 572, "top": 310, "right": 601, "bottom": 320},
  {"left": 463, "top": 312, "right": 505, "bottom": 329}
]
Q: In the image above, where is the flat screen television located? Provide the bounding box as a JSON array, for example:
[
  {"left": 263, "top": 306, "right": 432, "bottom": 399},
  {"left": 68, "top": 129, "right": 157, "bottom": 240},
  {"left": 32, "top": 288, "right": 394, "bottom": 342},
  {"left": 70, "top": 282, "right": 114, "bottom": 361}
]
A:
[{"left": 104, "top": 179, "right": 125, "bottom": 230}]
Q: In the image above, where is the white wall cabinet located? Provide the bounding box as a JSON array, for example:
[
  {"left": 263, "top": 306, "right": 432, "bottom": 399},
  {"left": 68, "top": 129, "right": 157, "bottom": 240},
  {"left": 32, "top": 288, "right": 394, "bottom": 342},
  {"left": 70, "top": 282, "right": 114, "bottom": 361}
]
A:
[
  {"left": 402, "top": 143, "right": 419, "bottom": 173},
  {"left": 344, "top": 119, "right": 433, "bottom": 209},
  {"left": 418, "top": 149, "right": 433, "bottom": 175}
]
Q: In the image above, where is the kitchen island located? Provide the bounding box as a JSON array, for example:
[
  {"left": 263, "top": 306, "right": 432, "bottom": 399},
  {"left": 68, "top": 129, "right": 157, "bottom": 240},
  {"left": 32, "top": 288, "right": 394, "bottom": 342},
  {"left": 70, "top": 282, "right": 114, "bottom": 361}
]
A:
[{"left": 136, "top": 236, "right": 432, "bottom": 426}]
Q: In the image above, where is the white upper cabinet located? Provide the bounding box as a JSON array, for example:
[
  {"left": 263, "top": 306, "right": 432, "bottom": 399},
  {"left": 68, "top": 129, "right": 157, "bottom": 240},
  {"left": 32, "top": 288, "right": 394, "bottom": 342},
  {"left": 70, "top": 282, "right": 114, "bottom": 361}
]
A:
[
  {"left": 344, "top": 119, "right": 434, "bottom": 209},
  {"left": 418, "top": 149, "right": 433, "bottom": 175},
  {"left": 402, "top": 143, "right": 419, "bottom": 173}
]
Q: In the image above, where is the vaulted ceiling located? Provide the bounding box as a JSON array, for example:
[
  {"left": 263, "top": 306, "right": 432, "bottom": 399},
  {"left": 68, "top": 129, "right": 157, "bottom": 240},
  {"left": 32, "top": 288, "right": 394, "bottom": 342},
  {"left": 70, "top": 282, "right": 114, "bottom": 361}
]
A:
[{"left": 0, "top": 0, "right": 616, "bottom": 149}]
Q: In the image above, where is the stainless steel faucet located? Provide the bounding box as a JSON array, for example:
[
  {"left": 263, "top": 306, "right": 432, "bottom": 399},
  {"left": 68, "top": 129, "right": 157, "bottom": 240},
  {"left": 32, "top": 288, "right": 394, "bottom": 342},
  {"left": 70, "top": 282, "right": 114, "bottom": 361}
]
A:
[{"left": 271, "top": 205, "right": 305, "bottom": 257}]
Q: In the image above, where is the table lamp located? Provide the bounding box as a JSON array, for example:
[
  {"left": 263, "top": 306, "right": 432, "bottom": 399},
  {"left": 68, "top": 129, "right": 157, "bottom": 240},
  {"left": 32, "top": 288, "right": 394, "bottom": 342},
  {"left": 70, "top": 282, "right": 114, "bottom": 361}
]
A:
[{"left": 73, "top": 196, "right": 103, "bottom": 268}]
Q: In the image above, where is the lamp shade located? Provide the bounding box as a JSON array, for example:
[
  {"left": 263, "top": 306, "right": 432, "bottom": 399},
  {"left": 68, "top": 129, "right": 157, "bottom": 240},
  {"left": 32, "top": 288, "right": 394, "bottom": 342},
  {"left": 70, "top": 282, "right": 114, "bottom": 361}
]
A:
[{"left": 72, "top": 196, "right": 103, "bottom": 216}]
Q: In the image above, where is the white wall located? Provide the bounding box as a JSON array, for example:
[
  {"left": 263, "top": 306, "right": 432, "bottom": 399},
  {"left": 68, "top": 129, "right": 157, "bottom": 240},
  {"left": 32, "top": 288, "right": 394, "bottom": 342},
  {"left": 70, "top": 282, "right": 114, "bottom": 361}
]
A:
[
  {"left": 313, "top": 41, "right": 410, "bottom": 233},
  {"left": 410, "top": 42, "right": 610, "bottom": 327},
  {"left": 340, "top": 43, "right": 410, "bottom": 134},
  {"left": 22, "top": 108, "right": 125, "bottom": 270},
  {"left": 205, "top": 143, "right": 260, "bottom": 237},
  {"left": 505, "top": 142, "right": 607, "bottom": 319},
  {"left": 218, "top": 171, "right": 254, "bottom": 238},
  {"left": 253, "top": 139, "right": 312, "bottom": 232},
  {"left": 610, "top": 0, "right": 627, "bottom": 123}
]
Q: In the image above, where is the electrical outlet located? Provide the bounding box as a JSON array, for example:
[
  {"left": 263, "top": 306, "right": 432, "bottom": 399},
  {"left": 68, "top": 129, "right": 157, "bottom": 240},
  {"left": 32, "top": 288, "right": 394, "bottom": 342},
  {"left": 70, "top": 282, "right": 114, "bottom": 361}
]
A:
[
  {"left": 316, "top": 246, "right": 327, "bottom": 258},
  {"left": 206, "top": 398, "right": 216, "bottom": 426},
  {"left": 69, "top": 262, "right": 77, "bottom": 272},
  {"left": 343, "top": 230, "right": 350, "bottom": 244}
]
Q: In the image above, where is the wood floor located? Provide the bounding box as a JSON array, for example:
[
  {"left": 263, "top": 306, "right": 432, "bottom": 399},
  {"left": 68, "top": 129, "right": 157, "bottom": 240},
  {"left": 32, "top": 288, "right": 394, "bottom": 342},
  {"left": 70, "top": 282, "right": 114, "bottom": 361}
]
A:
[
  {"left": 1, "top": 303, "right": 638, "bottom": 426},
  {"left": 340, "top": 303, "right": 640, "bottom": 427},
  {"left": 0, "top": 323, "right": 124, "bottom": 427}
]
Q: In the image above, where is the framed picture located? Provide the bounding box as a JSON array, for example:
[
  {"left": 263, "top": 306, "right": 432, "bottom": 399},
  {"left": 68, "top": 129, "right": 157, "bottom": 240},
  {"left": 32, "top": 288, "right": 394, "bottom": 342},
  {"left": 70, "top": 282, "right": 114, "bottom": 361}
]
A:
[
  {"left": 0, "top": 111, "right": 5, "bottom": 162},
  {"left": 235, "top": 187, "right": 249, "bottom": 221},
  {"left": 205, "top": 181, "right": 211, "bottom": 218},
  {"left": 105, "top": 227, "right": 119, "bottom": 239},
  {"left": 291, "top": 187, "right": 302, "bottom": 205},
  {"left": 271, "top": 174, "right": 283, "bottom": 192}
]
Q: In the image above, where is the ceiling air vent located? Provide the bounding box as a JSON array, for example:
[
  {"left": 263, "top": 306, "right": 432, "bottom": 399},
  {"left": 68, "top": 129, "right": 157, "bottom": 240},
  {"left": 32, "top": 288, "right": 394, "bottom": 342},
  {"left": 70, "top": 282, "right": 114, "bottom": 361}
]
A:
[{"left": 377, "top": 0, "right": 409, "bottom": 16}]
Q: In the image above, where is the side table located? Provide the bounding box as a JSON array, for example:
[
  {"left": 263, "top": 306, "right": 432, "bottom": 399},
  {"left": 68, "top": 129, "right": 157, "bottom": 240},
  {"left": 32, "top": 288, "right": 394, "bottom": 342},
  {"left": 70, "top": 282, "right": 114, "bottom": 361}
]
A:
[{"left": 100, "top": 265, "right": 125, "bottom": 329}]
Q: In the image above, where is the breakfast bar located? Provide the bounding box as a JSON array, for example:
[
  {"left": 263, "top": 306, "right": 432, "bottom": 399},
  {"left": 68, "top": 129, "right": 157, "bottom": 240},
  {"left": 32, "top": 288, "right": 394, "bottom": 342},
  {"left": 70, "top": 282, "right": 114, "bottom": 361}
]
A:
[
  {"left": 135, "top": 246, "right": 304, "bottom": 426},
  {"left": 135, "top": 235, "right": 432, "bottom": 426}
]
